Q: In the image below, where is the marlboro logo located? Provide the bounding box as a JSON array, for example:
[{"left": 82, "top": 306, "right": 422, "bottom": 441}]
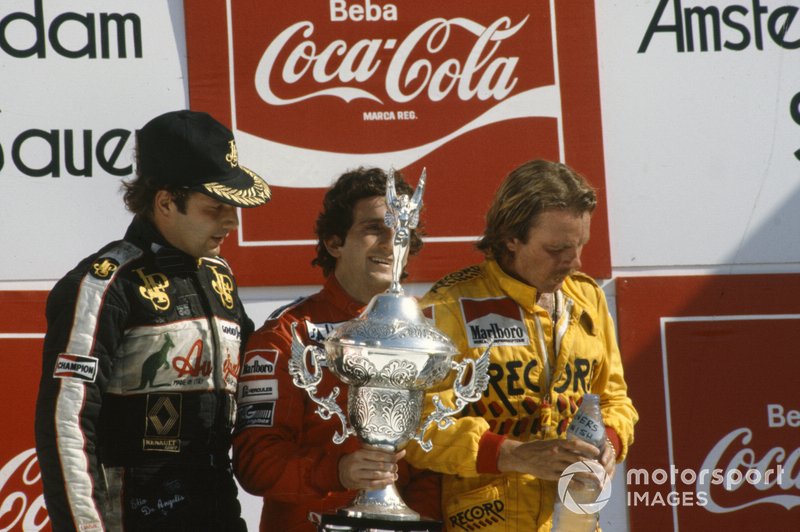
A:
[
  {"left": 53, "top": 353, "right": 98, "bottom": 382},
  {"left": 460, "top": 297, "right": 529, "bottom": 348},
  {"left": 209, "top": 1, "right": 558, "bottom": 187},
  {"left": 241, "top": 349, "right": 278, "bottom": 379}
]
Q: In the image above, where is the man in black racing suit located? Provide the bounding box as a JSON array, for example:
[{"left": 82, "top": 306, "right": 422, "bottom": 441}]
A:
[{"left": 35, "top": 110, "right": 272, "bottom": 531}]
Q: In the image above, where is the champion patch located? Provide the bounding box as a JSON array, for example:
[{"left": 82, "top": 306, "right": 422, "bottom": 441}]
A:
[
  {"left": 460, "top": 297, "right": 530, "bottom": 348},
  {"left": 53, "top": 353, "right": 99, "bottom": 382}
]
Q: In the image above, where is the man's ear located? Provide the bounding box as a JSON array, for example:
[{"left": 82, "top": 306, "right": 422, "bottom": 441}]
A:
[
  {"left": 505, "top": 237, "right": 519, "bottom": 255},
  {"left": 153, "top": 190, "right": 174, "bottom": 218},
  {"left": 324, "top": 235, "right": 344, "bottom": 259}
]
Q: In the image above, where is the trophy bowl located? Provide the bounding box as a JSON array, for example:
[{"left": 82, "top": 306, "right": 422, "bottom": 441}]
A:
[
  {"left": 326, "top": 291, "right": 457, "bottom": 449},
  {"left": 288, "top": 170, "right": 490, "bottom": 521}
]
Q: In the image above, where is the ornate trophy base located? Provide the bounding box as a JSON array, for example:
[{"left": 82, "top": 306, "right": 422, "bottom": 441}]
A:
[
  {"left": 339, "top": 483, "right": 418, "bottom": 520},
  {"left": 313, "top": 512, "right": 442, "bottom": 532}
]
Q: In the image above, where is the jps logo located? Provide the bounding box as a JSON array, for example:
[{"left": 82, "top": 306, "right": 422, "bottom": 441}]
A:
[
  {"left": 135, "top": 268, "right": 171, "bottom": 311},
  {"left": 208, "top": 265, "right": 235, "bottom": 309},
  {"left": 91, "top": 258, "right": 118, "bottom": 279}
]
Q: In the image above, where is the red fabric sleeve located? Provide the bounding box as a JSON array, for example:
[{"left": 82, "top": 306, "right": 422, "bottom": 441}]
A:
[
  {"left": 232, "top": 316, "right": 356, "bottom": 502},
  {"left": 476, "top": 431, "right": 506, "bottom": 474}
]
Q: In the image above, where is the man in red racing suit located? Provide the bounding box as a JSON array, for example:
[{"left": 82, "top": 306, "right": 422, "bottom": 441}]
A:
[{"left": 233, "top": 168, "right": 440, "bottom": 531}]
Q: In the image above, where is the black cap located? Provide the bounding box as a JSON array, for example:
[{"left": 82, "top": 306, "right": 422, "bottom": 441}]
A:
[{"left": 137, "top": 110, "right": 271, "bottom": 207}]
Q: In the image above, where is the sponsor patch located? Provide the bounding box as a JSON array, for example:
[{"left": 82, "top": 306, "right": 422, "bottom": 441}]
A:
[
  {"left": 240, "top": 349, "right": 278, "bottom": 379},
  {"left": 143, "top": 393, "right": 182, "bottom": 452},
  {"left": 460, "top": 297, "right": 530, "bottom": 348},
  {"left": 207, "top": 265, "right": 235, "bottom": 310},
  {"left": 219, "top": 322, "right": 242, "bottom": 341},
  {"left": 305, "top": 319, "right": 343, "bottom": 343},
  {"left": 134, "top": 267, "right": 171, "bottom": 311},
  {"left": 237, "top": 378, "right": 279, "bottom": 403},
  {"left": 447, "top": 499, "right": 506, "bottom": 531},
  {"left": 89, "top": 257, "right": 119, "bottom": 279},
  {"left": 235, "top": 401, "right": 275, "bottom": 429},
  {"left": 53, "top": 353, "right": 99, "bottom": 382}
]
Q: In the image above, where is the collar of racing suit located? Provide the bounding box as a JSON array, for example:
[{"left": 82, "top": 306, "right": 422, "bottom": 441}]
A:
[
  {"left": 322, "top": 274, "right": 368, "bottom": 317},
  {"left": 124, "top": 215, "right": 200, "bottom": 274}
]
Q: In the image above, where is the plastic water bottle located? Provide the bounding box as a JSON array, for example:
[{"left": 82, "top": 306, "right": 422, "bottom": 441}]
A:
[{"left": 551, "top": 394, "right": 606, "bottom": 532}]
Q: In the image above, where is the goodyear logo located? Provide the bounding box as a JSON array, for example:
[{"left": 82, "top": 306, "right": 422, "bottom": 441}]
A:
[
  {"left": 53, "top": 353, "right": 99, "bottom": 382},
  {"left": 220, "top": 323, "right": 241, "bottom": 340}
]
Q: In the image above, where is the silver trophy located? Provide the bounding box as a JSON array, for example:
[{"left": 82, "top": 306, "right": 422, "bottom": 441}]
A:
[{"left": 288, "top": 169, "right": 491, "bottom": 521}]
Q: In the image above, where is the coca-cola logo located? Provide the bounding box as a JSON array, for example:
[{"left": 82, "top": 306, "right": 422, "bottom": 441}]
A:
[
  {"left": 228, "top": 0, "right": 558, "bottom": 185},
  {"left": 698, "top": 426, "right": 800, "bottom": 513},
  {"left": 255, "top": 16, "right": 527, "bottom": 107},
  {"left": 0, "top": 448, "right": 49, "bottom": 531},
  {"left": 185, "top": 1, "right": 612, "bottom": 284},
  {"left": 626, "top": 402, "right": 800, "bottom": 515}
]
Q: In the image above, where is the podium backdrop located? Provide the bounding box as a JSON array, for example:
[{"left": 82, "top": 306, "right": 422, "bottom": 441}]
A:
[{"left": 1, "top": 1, "right": 798, "bottom": 530}]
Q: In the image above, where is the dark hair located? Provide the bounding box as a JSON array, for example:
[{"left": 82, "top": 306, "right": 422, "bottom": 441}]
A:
[
  {"left": 477, "top": 160, "right": 597, "bottom": 263},
  {"left": 312, "top": 167, "right": 424, "bottom": 277},
  {"left": 122, "top": 148, "right": 190, "bottom": 217}
]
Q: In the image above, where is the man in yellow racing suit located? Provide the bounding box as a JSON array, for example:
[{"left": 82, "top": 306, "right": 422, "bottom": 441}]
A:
[{"left": 405, "top": 160, "right": 638, "bottom": 531}]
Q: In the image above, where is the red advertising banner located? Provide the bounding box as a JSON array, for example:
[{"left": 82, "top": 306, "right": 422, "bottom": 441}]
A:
[
  {"left": 184, "top": 0, "right": 612, "bottom": 286},
  {"left": 617, "top": 275, "right": 800, "bottom": 531},
  {"left": 0, "top": 292, "right": 50, "bottom": 531}
]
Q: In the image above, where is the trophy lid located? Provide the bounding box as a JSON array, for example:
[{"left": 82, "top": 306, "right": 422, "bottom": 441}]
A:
[{"left": 325, "top": 291, "right": 457, "bottom": 356}]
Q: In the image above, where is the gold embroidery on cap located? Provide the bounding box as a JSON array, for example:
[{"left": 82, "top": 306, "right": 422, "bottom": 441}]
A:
[
  {"left": 203, "top": 173, "right": 271, "bottom": 206},
  {"left": 225, "top": 140, "right": 239, "bottom": 168}
]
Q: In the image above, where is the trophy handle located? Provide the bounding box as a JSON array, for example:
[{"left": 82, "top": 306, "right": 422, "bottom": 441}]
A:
[
  {"left": 413, "top": 343, "right": 493, "bottom": 452},
  {"left": 287, "top": 323, "right": 355, "bottom": 444}
]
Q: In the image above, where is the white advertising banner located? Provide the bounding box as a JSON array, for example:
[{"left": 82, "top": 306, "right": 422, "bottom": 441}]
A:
[
  {"left": 596, "top": 0, "right": 800, "bottom": 270},
  {"left": 0, "top": 0, "right": 188, "bottom": 282}
]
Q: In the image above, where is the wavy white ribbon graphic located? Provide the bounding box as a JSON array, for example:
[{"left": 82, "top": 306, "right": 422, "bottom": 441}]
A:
[{"left": 235, "top": 84, "right": 560, "bottom": 188}]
